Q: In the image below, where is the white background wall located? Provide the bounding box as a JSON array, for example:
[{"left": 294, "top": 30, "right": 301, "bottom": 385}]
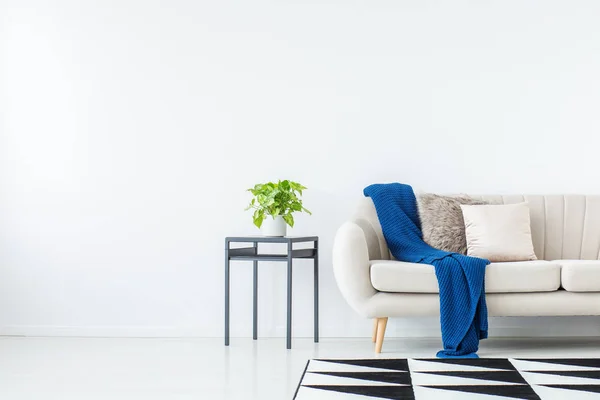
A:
[{"left": 1, "top": 0, "right": 600, "bottom": 339}]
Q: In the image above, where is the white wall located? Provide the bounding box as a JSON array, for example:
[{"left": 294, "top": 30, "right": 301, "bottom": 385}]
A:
[{"left": 2, "top": 0, "right": 600, "bottom": 339}]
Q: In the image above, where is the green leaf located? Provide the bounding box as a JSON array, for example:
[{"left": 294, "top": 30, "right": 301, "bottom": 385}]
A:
[
  {"left": 253, "top": 210, "right": 265, "bottom": 228},
  {"left": 244, "top": 198, "right": 256, "bottom": 211},
  {"left": 289, "top": 181, "right": 306, "bottom": 193},
  {"left": 282, "top": 213, "right": 294, "bottom": 227}
]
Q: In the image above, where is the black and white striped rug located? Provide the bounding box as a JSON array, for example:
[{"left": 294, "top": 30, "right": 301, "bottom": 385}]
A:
[{"left": 294, "top": 358, "right": 600, "bottom": 399}]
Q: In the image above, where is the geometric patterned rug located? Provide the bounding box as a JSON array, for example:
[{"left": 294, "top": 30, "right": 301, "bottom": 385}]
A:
[{"left": 294, "top": 358, "right": 600, "bottom": 399}]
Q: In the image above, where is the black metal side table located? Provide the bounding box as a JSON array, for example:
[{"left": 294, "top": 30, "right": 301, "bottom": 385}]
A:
[{"left": 224, "top": 236, "right": 319, "bottom": 349}]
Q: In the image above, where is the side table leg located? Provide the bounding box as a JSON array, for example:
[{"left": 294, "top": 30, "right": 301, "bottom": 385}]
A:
[
  {"left": 225, "top": 247, "right": 230, "bottom": 346},
  {"left": 314, "top": 245, "right": 319, "bottom": 343},
  {"left": 253, "top": 259, "right": 258, "bottom": 340},
  {"left": 286, "top": 250, "right": 293, "bottom": 350}
]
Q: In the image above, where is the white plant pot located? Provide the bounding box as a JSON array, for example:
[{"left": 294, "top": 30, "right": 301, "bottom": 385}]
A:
[{"left": 261, "top": 215, "right": 287, "bottom": 237}]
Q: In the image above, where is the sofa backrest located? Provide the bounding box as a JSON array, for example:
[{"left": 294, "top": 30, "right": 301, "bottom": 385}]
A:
[{"left": 353, "top": 195, "right": 600, "bottom": 261}]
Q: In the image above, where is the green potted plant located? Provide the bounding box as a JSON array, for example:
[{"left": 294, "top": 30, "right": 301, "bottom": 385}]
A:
[{"left": 246, "top": 180, "right": 312, "bottom": 236}]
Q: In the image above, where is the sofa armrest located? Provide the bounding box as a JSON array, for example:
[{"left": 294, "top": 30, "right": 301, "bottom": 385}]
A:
[{"left": 333, "top": 221, "right": 378, "bottom": 317}]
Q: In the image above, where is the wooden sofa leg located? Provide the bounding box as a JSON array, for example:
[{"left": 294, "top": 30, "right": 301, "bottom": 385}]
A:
[
  {"left": 372, "top": 319, "right": 378, "bottom": 343},
  {"left": 375, "top": 317, "right": 388, "bottom": 353}
]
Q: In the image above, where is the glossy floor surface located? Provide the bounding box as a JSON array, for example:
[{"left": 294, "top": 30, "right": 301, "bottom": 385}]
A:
[{"left": 1, "top": 337, "right": 600, "bottom": 399}]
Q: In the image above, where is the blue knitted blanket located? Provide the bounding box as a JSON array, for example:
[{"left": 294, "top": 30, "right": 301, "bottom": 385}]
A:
[{"left": 364, "top": 183, "right": 489, "bottom": 358}]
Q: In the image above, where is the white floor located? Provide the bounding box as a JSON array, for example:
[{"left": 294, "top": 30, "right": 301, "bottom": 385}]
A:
[{"left": 1, "top": 336, "right": 600, "bottom": 399}]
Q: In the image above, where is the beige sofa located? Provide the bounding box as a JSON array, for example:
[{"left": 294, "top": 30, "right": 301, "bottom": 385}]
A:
[{"left": 332, "top": 195, "right": 600, "bottom": 353}]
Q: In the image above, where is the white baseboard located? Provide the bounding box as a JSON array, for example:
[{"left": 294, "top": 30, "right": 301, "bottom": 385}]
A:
[
  {"left": 2, "top": 317, "right": 598, "bottom": 338},
  {"left": 0, "top": 325, "right": 200, "bottom": 338},
  {"left": 385, "top": 317, "right": 600, "bottom": 338}
]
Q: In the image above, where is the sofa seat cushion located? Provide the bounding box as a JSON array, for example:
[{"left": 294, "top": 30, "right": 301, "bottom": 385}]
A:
[
  {"left": 370, "top": 260, "right": 438, "bottom": 293},
  {"left": 370, "top": 260, "right": 561, "bottom": 293},
  {"left": 555, "top": 260, "right": 600, "bottom": 292},
  {"left": 485, "top": 260, "right": 561, "bottom": 293}
]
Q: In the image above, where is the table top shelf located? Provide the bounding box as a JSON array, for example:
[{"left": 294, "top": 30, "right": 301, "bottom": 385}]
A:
[
  {"left": 226, "top": 236, "right": 318, "bottom": 244},
  {"left": 227, "top": 247, "right": 317, "bottom": 261}
]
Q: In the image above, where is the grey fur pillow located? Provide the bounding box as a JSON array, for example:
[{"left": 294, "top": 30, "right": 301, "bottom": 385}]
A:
[{"left": 417, "top": 193, "right": 489, "bottom": 254}]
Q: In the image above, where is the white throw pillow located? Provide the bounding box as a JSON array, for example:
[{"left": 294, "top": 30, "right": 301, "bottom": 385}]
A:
[{"left": 460, "top": 203, "right": 538, "bottom": 262}]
